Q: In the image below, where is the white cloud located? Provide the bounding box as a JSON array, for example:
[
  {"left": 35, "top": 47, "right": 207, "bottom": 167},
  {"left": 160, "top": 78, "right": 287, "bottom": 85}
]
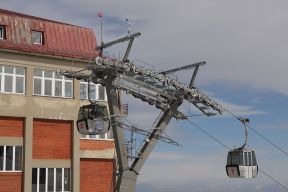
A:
[
  {"left": 179, "top": 92, "right": 266, "bottom": 118},
  {"left": 137, "top": 182, "right": 287, "bottom": 192},
  {"left": 256, "top": 122, "right": 288, "bottom": 130},
  {"left": 138, "top": 151, "right": 227, "bottom": 184},
  {"left": 214, "top": 97, "right": 267, "bottom": 116}
]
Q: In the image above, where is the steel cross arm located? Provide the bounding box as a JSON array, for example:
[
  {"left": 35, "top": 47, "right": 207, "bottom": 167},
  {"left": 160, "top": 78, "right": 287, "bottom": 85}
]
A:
[
  {"left": 96, "top": 32, "right": 141, "bottom": 50},
  {"left": 113, "top": 74, "right": 175, "bottom": 105},
  {"left": 123, "top": 36, "right": 135, "bottom": 61},
  {"left": 189, "top": 65, "right": 200, "bottom": 88},
  {"left": 160, "top": 61, "right": 206, "bottom": 74},
  {"left": 95, "top": 57, "right": 224, "bottom": 114},
  {"left": 131, "top": 101, "right": 182, "bottom": 172}
]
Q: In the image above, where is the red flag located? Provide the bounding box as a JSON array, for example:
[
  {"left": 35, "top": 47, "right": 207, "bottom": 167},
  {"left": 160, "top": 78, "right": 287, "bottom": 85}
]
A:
[{"left": 97, "top": 11, "right": 103, "bottom": 17}]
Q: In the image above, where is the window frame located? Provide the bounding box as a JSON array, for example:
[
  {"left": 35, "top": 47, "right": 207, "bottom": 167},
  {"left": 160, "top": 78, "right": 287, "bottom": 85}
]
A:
[
  {"left": 0, "top": 65, "right": 26, "bottom": 94},
  {"left": 0, "top": 25, "right": 5, "bottom": 40},
  {"left": 0, "top": 145, "right": 22, "bottom": 172},
  {"left": 80, "top": 80, "right": 107, "bottom": 101},
  {"left": 252, "top": 151, "right": 257, "bottom": 166},
  {"left": 32, "top": 30, "right": 44, "bottom": 45},
  {"left": 80, "top": 131, "right": 113, "bottom": 140},
  {"left": 33, "top": 69, "right": 73, "bottom": 98},
  {"left": 32, "top": 167, "right": 70, "bottom": 192}
]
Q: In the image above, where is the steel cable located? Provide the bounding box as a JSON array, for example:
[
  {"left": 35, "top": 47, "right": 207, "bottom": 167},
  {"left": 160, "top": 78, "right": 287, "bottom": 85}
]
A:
[{"left": 225, "top": 109, "right": 288, "bottom": 157}]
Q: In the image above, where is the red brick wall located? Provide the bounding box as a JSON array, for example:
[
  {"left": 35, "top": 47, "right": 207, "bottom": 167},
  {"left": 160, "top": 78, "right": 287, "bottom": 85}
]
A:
[
  {"left": 80, "top": 158, "right": 115, "bottom": 192},
  {"left": 0, "top": 172, "right": 22, "bottom": 192},
  {"left": 80, "top": 140, "right": 114, "bottom": 151},
  {"left": 33, "top": 119, "right": 72, "bottom": 159},
  {"left": 0, "top": 117, "right": 24, "bottom": 137}
]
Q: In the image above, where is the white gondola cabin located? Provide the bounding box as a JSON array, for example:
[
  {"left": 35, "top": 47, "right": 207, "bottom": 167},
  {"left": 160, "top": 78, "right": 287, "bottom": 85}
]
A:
[
  {"left": 77, "top": 103, "right": 110, "bottom": 135},
  {"left": 226, "top": 149, "right": 258, "bottom": 178}
]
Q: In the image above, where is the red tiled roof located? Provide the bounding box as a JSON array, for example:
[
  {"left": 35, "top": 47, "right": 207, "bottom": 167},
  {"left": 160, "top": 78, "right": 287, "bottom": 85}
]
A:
[{"left": 0, "top": 9, "right": 98, "bottom": 60}]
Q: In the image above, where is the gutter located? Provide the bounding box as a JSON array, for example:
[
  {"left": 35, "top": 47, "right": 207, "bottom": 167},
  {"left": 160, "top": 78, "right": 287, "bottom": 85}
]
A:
[{"left": 0, "top": 48, "right": 96, "bottom": 63}]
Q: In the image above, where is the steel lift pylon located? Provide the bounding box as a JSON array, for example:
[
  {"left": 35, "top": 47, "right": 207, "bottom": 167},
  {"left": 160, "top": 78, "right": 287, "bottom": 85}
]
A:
[
  {"left": 61, "top": 32, "right": 224, "bottom": 192},
  {"left": 106, "top": 78, "right": 181, "bottom": 191}
]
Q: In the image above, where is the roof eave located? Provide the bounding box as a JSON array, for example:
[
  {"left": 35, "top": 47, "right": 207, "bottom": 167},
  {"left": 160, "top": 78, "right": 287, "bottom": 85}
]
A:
[{"left": 0, "top": 48, "right": 96, "bottom": 63}]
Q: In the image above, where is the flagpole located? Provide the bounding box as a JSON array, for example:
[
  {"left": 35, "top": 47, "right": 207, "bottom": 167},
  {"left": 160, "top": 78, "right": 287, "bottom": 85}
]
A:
[
  {"left": 97, "top": 11, "right": 104, "bottom": 56},
  {"left": 101, "top": 15, "right": 103, "bottom": 45}
]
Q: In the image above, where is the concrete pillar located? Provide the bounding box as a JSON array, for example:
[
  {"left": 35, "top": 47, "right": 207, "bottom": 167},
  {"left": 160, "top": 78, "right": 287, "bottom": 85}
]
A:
[
  {"left": 23, "top": 62, "right": 34, "bottom": 192},
  {"left": 26, "top": 66, "right": 34, "bottom": 96},
  {"left": 23, "top": 117, "right": 33, "bottom": 192},
  {"left": 73, "top": 121, "right": 80, "bottom": 192},
  {"left": 74, "top": 79, "right": 80, "bottom": 100},
  {"left": 72, "top": 78, "right": 80, "bottom": 192}
]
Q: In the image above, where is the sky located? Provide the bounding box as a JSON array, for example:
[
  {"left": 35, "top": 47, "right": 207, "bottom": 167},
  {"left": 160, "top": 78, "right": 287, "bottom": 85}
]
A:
[{"left": 1, "top": 1, "right": 288, "bottom": 191}]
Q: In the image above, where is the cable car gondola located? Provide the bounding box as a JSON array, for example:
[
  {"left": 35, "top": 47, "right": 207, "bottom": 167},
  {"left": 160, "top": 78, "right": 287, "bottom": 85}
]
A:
[
  {"left": 226, "top": 148, "right": 258, "bottom": 178},
  {"left": 77, "top": 103, "right": 110, "bottom": 135},
  {"left": 226, "top": 118, "right": 258, "bottom": 178}
]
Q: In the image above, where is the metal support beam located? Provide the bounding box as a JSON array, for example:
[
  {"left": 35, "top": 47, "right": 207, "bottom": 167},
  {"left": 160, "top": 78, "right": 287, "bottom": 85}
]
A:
[
  {"left": 106, "top": 75, "right": 181, "bottom": 191},
  {"left": 131, "top": 101, "right": 181, "bottom": 172},
  {"left": 160, "top": 61, "right": 205, "bottom": 74},
  {"left": 123, "top": 37, "right": 135, "bottom": 61},
  {"left": 106, "top": 77, "right": 139, "bottom": 192},
  {"left": 105, "top": 78, "right": 128, "bottom": 191},
  {"left": 96, "top": 32, "right": 141, "bottom": 50},
  {"left": 189, "top": 65, "right": 200, "bottom": 88}
]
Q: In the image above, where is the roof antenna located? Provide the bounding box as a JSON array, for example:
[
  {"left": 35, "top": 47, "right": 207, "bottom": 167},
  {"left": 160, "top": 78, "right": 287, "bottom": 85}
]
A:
[
  {"left": 125, "top": 18, "right": 131, "bottom": 37},
  {"left": 97, "top": 11, "right": 104, "bottom": 56}
]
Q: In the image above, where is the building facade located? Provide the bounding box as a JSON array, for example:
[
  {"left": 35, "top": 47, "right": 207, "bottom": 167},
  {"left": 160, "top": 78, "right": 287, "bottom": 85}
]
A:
[{"left": 0, "top": 9, "right": 115, "bottom": 192}]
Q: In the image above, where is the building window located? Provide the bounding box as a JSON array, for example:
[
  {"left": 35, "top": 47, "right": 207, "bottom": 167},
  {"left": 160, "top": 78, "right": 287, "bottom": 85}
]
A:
[
  {"left": 80, "top": 130, "right": 113, "bottom": 140},
  {"left": 33, "top": 69, "right": 73, "bottom": 98},
  {"left": 32, "top": 168, "right": 70, "bottom": 192},
  {"left": 0, "top": 146, "right": 22, "bottom": 172},
  {"left": 0, "top": 65, "right": 25, "bottom": 94},
  {"left": 0, "top": 25, "right": 5, "bottom": 40},
  {"left": 80, "top": 80, "right": 107, "bottom": 101},
  {"left": 32, "top": 31, "right": 44, "bottom": 45}
]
